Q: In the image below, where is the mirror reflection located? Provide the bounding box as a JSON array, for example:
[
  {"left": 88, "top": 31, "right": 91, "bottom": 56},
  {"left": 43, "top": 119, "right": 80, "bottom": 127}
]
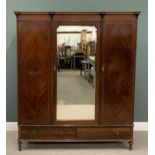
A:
[{"left": 56, "top": 26, "right": 97, "bottom": 120}]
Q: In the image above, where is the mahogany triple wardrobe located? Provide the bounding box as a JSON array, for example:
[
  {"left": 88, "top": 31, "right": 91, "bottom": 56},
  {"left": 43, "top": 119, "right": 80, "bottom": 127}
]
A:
[{"left": 15, "top": 12, "right": 139, "bottom": 151}]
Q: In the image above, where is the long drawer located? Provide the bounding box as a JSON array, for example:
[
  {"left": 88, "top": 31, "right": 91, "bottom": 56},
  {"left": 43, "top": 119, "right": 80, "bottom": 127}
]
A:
[
  {"left": 20, "top": 126, "right": 77, "bottom": 139},
  {"left": 77, "top": 127, "right": 132, "bottom": 140},
  {"left": 19, "top": 126, "right": 132, "bottom": 141}
]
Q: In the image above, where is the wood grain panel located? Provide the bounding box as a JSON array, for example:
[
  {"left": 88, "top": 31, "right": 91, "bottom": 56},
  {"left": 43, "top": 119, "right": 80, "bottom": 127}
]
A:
[
  {"left": 100, "top": 21, "right": 137, "bottom": 125},
  {"left": 103, "top": 14, "right": 137, "bottom": 21},
  {"left": 20, "top": 126, "right": 76, "bottom": 139},
  {"left": 77, "top": 127, "right": 132, "bottom": 140},
  {"left": 18, "top": 21, "right": 52, "bottom": 124},
  {"left": 16, "top": 14, "right": 52, "bottom": 21},
  {"left": 52, "top": 14, "right": 101, "bottom": 21}
]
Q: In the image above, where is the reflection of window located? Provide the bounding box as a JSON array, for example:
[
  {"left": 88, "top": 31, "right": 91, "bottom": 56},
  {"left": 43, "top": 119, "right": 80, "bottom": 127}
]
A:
[
  {"left": 57, "top": 26, "right": 97, "bottom": 48},
  {"left": 91, "top": 28, "right": 97, "bottom": 42},
  {"left": 81, "top": 29, "right": 87, "bottom": 43}
]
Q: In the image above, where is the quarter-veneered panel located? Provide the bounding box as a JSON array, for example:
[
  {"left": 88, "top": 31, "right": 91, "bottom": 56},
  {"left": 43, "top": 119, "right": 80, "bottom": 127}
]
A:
[
  {"left": 18, "top": 21, "right": 52, "bottom": 124},
  {"left": 100, "top": 21, "right": 136, "bottom": 125}
]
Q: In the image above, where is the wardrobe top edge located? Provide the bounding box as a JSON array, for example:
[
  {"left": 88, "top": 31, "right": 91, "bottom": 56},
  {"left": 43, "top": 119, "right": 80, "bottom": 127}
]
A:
[{"left": 14, "top": 11, "right": 140, "bottom": 15}]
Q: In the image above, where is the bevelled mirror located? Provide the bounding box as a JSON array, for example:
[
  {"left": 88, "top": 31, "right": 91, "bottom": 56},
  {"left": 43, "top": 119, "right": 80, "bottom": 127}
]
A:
[{"left": 56, "top": 25, "right": 97, "bottom": 121}]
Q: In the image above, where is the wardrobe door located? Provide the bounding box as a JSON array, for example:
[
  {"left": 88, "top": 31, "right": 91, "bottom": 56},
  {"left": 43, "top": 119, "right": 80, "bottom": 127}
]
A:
[
  {"left": 100, "top": 16, "right": 137, "bottom": 125},
  {"left": 18, "top": 21, "right": 52, "bottom": 124}
]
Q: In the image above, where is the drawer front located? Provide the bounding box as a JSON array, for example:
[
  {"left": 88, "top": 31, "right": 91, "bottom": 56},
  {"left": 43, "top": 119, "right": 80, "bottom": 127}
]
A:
[
  {"left": 77, "top": 127, "right": 132, "bottom": 140},
  {"left": 20, "top": 127, "right": 76, "bottom": 139}
]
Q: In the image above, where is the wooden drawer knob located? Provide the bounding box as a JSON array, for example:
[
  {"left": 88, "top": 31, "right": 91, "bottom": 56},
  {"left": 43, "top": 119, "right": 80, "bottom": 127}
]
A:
[
  {"left": 116, "top": 131, "right": 120, "bottom": 136},
  {"left": 32, "top": 130, "right": 36, "bottom": 135},
  {"left": 59, "top": 130, "right": 64, "bottom": 136}
]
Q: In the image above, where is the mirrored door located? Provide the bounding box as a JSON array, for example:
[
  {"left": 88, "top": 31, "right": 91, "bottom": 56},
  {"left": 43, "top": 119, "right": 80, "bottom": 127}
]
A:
[{"left": 56, "top": 25, "right": 97, "bottom": 121}]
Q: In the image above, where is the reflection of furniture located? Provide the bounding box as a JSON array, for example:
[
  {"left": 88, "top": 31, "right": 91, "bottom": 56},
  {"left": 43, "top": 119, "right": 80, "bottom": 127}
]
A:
[
  {"left": 58, "top": 45, "right": 72, "bottom": 69},
  {"left": 87, "top": 41, "right": 96, "bottom": 55},
  {"left": 15, "top": 12, "right": 139, "bottom": 151},
  {"left": 80, "top": 29, "right": 87, "bottom": 51},
  {"left": 59, "top": 57, "right": 71, "bottom": 69},
  {"left": 80, "top": 60, "right": 89, "bottom": 77},
  {"left": 80, "top": 56, "right": 96, "bottom": 87},
  {"left": 72, "top": 54, "right": 84, "bottom": 69},
  {"left": 87, "top": 56, "right": 95, "bottom": 87},
  {"left": 89, "top": 67, "right": 95, "bottom": 88},
  {"left": 65, "top": 46, "right": 71, "bottom": 56}
]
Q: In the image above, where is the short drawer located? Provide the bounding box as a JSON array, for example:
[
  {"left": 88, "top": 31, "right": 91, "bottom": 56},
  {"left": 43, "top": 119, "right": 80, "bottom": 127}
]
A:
[
  {"left": 77, "top": 127, "right": 132, "bottom": 140},
  {"left": 20, "top": 126, "right": 77, "bottom": 139}
]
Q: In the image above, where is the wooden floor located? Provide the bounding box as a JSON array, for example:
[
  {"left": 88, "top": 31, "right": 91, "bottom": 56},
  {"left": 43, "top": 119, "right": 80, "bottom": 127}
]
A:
[{"left": 6, "top": 131, "right": 147, "bottom": 155}]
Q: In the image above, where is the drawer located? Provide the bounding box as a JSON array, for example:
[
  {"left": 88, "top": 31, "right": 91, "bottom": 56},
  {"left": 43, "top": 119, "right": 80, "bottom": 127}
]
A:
[
  {"left": 20, "top": 126, "right": 77, "bottom": 139},
  {"left": 77, "top": 127, "right": 132, "bottom": 140}
]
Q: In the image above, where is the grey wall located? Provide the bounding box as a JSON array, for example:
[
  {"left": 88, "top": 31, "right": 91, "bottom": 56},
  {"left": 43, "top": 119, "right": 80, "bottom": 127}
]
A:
[{"left": 6, "top": 0, "right": 148, "bottom": 122}]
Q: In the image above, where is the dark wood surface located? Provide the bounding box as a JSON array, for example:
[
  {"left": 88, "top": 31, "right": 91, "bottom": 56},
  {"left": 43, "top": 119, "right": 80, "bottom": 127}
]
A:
[
  {"left": 16, "top": 12, "right": 139, "bottom": 150},
  {"left": 77, "top": 127, "right": 132, "bottom": 140},
  {"left": 20, "top": 126, "right": 77, "bottom": 139},
  {"left": 18, "top": 21, "right": 52, "bottom": 124},
  {"left": 100, "top": 20, "right": 137, "bottom": 125},
  {"left": 19, "top": 126, "right": 132, "bottom": 140}
]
